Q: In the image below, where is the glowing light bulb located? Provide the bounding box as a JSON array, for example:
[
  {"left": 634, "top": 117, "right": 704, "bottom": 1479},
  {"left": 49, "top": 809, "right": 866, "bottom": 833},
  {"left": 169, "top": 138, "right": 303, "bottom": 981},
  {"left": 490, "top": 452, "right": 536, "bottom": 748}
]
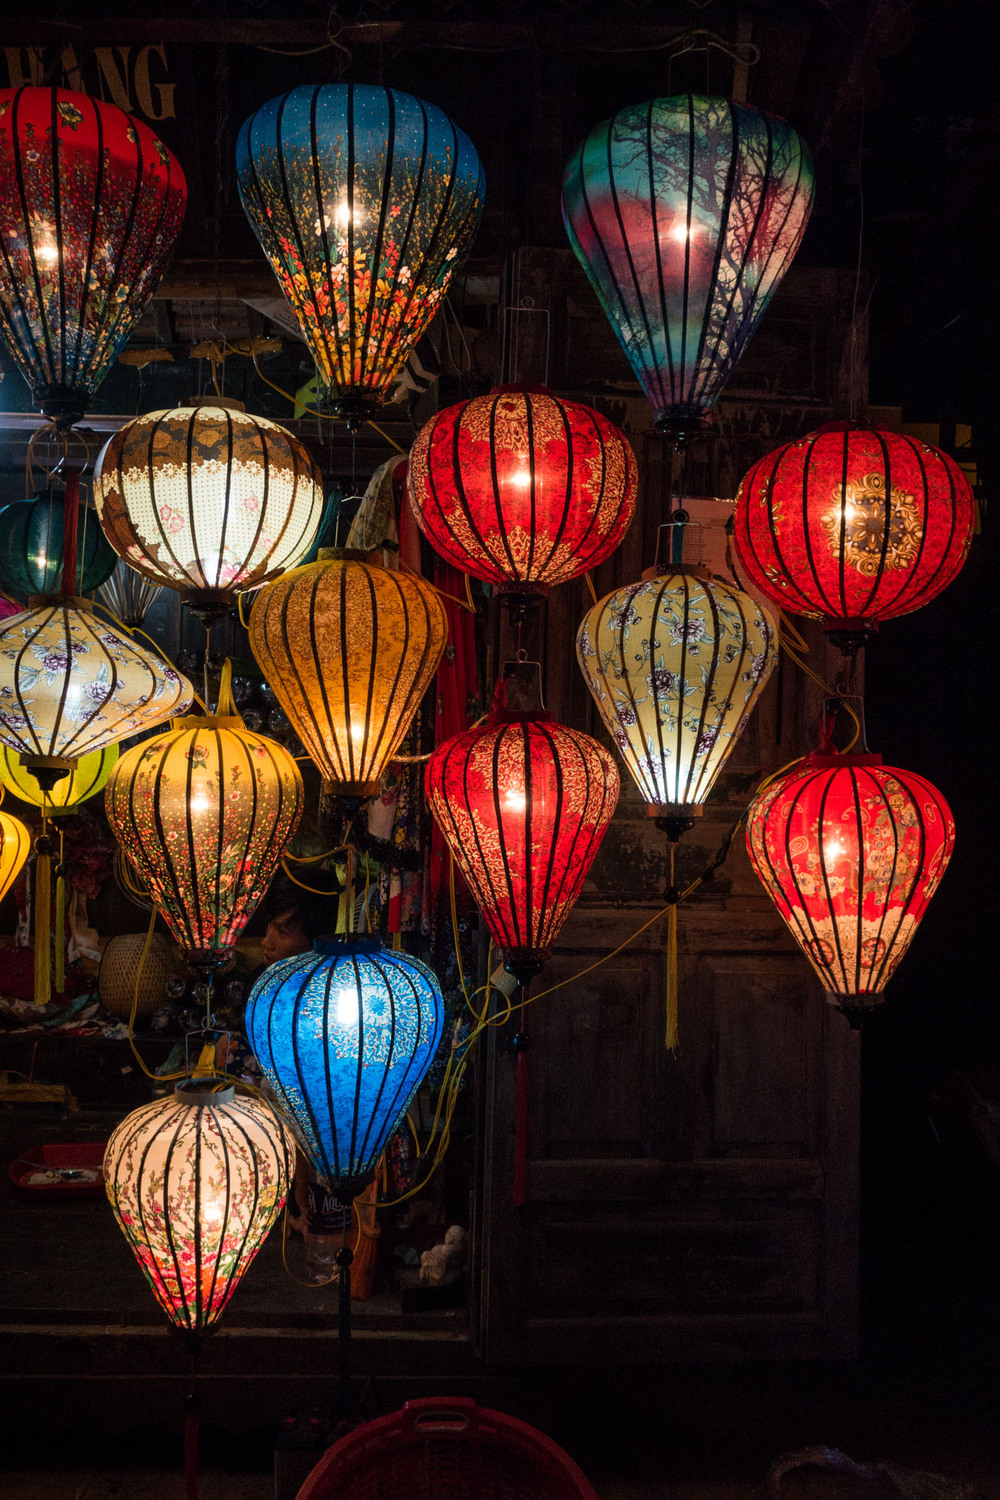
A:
[
  {"left": 823, "top": 834, "right": 847, "bottom": 864},
  {"left": 334, "top": 198, "right": 362, "bottom": 229},
  {"left": 334, "top": 983, "right": 359, "bottom": 1027},
  {"left": 35, "top": 240, "right": 59, "bottom": 265},
  {"left": 503, "top": 786, "right": 527, "bottom": 814},
  {"left": 669, "top": 222, "right": 693, "bottom": 244},
  {"left": 201, "top": 1195, "right": 226, "bottom": 1226},
  {"left": 506, "top": 461, "right": 532, "bottom": 490}
]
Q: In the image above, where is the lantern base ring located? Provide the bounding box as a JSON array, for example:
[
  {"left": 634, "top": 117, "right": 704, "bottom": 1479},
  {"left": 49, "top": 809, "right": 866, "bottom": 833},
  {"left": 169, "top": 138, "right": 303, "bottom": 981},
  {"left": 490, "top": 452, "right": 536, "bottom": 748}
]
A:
[
  {"left": 185, "top": 589, "right": 237, "bottom": 627},
  {"left": 649, "top": 803, "right": 703, "bottom": 843},
  {"left": 327, "top": 391, "right": 382, "bottom": 430},
  {"left": 502, "top": 950, "right": 548, "bottom": 987},
  {"left": 19, "top": 753, "right": 75, "bottom": 791},
  {"left": 825, "top": 620, "right": 876, "bottom": 657},
  {"left": 35, "top": 384, "right": 90, "bottom": 431},
  {"left": 187, "top": 946, "right": 236, "bottom": 975},
  {"left": 829, "top": 993, "right": 879, "bottom": 1031},
  {"left": 315, "top": 1168, "right": 376, "bottom": 1201}
]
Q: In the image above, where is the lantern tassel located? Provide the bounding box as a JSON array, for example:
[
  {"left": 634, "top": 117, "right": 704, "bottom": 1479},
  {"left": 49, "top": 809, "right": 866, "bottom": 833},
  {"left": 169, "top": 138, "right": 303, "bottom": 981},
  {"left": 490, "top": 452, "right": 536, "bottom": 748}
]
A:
[
  {"left": 184, "top": 1389, "right": 200, "bottom": 1500},
  {"left": 514, "top": 1048, "right": 529, "bottom": 1207},
  {"left": 33, "top": 830, "right": 51, "bottom": 1009},
  {"left": 53, "top": 829, "right": 66, "bottom": 994},
  {"left": 665, "top": 903, "right": 679, "bottom": 1052}
]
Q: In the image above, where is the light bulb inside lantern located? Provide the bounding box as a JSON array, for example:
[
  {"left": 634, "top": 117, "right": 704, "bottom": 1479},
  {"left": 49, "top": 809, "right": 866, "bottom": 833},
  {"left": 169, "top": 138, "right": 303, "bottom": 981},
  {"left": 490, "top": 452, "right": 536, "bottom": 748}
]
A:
[
  {"left": 35, "top": 239, "right": 59, "bottom": 265},
  {"left": 334, "top": 198, "right": 362, "bottom": 229},
  {"left": 334, "top": 982, "right": 360, "bottom": 1027},
  {"left": 669, "top": 222, "right": 693, "bottom": 244},
  {"left": 823, "top": 833, "right": 848, "bottom": 864},
  {"left": 506, "top": 462, "right": 532, "bottom": 490},
  {"left": 201, "top": 1194, "right": 226, "bottom": 1227},
  {"left": 502, "top": 785, "right": 527, "bottom": 814}
]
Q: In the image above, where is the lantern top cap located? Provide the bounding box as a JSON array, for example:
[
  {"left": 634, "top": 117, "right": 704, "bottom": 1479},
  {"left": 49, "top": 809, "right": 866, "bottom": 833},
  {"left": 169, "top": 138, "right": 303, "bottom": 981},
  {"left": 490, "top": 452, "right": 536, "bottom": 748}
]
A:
[
  {"left": 174, "top": 1079, "right": 236, "bottom": 1108},
  {"left": 489, "top": 383, "right": 557, "bottom": 399},
  {"left": 802, "top": 752, "right": 883, "bottom": 769},
  {"left": 313, "top": 934, "right": 385, "bottom": 957}
]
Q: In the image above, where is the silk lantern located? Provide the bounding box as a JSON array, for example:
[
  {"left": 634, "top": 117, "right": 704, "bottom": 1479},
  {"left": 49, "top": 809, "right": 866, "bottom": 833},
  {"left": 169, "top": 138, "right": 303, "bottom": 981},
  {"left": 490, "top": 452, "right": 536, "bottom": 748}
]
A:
[
  {"left": 249, "top": 553, "right": 448, "bottom": 797},
  {"left": 425, "top": 700, "right": 619, "bottom": 978},
  {"left": 105, "top": 694, "right": 304, "bottom": 972},
  {"left": 562, "top": 94, "right": 814, "bottom": 437},
  {"left": 97, "top": 559, "right": 162, "bottom": 629},
  {"left": 0, "top": 494, "right": 117, "bottom": 598},
  {"left": 0, "top": 742, "right": 117, "bottom": 812},
  {"left": 733, "top": 423, "right": 976, "bottom": 651},
  {"left": 577, "top": 568, "right": 777, "bottom": 826},
  {"left": 93, "top": 404, "right": 326, "bottom": 623},
  {"left": 105, "top": 1081, "right": 295, "bottom": 1331},
  {"left": 0, "top": 598, "right": 192, "bottom": 789},
  {"left": 407, "top": 384, "right": 637, "bottom": 594},
  {"left": 0, "top": 809, "right": 30, "bottom": 906},
  {"left": 246, "top": 936, "right": 444, "bottom": 1197},
  {"left": 746, "top": 753, "right": 954, "bottom": 1023},
  {"left": 0, "top": 86, "right": 186, "bottom": 427},
  {"left": 236, "top": 83, "right": 485, "bottom": 425}
]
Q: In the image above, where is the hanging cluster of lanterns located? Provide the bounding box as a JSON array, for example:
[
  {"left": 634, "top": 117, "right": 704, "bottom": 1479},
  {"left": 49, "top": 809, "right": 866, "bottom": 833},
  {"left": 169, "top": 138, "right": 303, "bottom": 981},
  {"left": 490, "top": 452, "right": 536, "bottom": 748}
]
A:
[{"left": 0, "top": 67, "right": 971, "bottom": 1333}]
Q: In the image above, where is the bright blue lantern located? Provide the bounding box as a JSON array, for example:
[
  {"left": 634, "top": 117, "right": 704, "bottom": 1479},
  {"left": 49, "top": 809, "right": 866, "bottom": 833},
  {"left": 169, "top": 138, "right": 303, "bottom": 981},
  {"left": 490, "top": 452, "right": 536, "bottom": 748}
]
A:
[{"left": 245, "top": 936, "right": 445, "bottom": 1196}]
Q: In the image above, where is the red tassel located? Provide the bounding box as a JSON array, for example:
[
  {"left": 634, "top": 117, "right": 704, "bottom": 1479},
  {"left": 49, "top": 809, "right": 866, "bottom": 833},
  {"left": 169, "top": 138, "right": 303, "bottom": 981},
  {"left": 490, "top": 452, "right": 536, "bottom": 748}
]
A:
[
  {"left": 513, "top": 1047, "right": 529, "bottom": 1207},
  {"left": 61, "top": 468, "right": 80, "bottom": 597}
]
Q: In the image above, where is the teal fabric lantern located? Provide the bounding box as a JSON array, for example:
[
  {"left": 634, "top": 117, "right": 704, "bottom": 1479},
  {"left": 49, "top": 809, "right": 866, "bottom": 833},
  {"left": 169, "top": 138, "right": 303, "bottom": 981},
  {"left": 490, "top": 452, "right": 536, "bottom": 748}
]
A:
[
  {"left": 0, "top": 493, "right": 117, "bottom": 597},
  {"left": 562, "top": 95, "right": 814, "bottom": 438},
  {"left": 245, "top": 936, "right": 445, "bottom": 1197}
]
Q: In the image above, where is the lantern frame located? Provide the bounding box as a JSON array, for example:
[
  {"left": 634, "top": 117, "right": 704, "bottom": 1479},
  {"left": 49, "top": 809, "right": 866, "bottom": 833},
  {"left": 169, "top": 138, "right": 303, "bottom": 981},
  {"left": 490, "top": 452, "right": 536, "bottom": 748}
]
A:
[
  {"left": 425, "top": 704, "right": 619, "bottom": 977},
  {"left": 236, "top": 83, "right": 485, "bottom": 425},
  {"left": 733, "top": 423, "right": 976, "bottom": 650},
  {"left": 407, "top": 384, "right": 637, "bottom": 596},
  {"left": 105, "top": 713, "right": 304, "bottom": 972},
  {"left": 562, "top": 93, "right": 814, "bottom": 437},
  {"left": 104, "top": 1079, "right": 294, "bottom": 1331},
  {"left": 0, "top": 86, "right": 186, "bottom": 427},
  {"left": 577, "top": 565, "right": 778, "bottom": 821},
  {"left": 246, "top": 934, "right": 445, "bottom": 1199},
  {"left": 745, "top": 752, "right": 955, "bottom": 1021}
]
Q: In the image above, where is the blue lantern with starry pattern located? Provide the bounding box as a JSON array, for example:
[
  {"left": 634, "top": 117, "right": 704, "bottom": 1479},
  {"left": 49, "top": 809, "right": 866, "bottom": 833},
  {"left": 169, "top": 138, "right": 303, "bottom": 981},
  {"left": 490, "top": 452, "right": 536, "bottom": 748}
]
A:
[{"left": 245, "top": 935, "right": 444, "bottom": 1196}]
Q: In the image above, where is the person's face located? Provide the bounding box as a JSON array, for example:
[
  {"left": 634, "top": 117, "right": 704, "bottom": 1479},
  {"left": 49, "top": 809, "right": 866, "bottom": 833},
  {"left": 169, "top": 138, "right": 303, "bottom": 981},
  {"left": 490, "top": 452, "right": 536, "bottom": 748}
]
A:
[{"left": 262, "top": 909, "right": 310, "bottom": 965}]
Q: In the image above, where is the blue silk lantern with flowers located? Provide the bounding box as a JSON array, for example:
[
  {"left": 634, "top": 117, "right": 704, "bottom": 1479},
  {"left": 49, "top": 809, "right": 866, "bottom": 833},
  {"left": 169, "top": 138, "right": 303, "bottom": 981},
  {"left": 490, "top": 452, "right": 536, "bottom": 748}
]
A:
[
  {"left": 245, "top": 936, "right": 444, "bottom": 1198},
  {"left": 236, "top": 83, "right": 485, "bottom": 426}
]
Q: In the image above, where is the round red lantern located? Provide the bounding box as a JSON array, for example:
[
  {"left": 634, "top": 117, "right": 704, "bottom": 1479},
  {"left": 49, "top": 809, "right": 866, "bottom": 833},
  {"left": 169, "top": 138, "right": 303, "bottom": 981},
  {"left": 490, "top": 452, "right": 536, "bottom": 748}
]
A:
[
  {"left": 407, "top": 385, "right": 636, "bottom": 594},
  {"left": 733, "top": 423, "right": 975, "bottom": 650},
  {"left": 425, "top": 698, "right": 619, "bottom": 978},
  {"left": 745, "top": 753, "right": 955, "bottom": 1024}
]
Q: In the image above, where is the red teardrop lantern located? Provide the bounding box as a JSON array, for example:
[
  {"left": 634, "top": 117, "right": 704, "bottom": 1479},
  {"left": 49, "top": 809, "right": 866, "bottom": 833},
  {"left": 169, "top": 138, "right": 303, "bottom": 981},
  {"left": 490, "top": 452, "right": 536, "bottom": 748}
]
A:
[
  {"left": 746, "top": 753, "right": 955, "bottom": 1023},
  {"left": 425, "top": 699, "right": 619, "bottom": 977},
  {"left": 733, "top": 423, "right": 975, "bottom": 649},
  {"left": 0, "top": 86, "right": 186, "bottom": 428},
  {"left": 407, "top": 385, "right": 637, "bottom": 595}
]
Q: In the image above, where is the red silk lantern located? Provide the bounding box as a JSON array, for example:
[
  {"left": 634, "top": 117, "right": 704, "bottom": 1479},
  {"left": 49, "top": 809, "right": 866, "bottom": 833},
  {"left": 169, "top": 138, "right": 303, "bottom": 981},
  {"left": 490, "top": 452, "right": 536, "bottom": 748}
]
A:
[
  {"left": 733, "top": 423, "right": 975, "bottom": 650},
  {"left": 425, "top": 699, "right": 619, "bottom": 977},
  {"left": 0, "top": 87, "right": 186, "bottom": 428},
  {"left": 407, "top": 385, "right": 636, "bottom": 594},
  {"left": 746, "top": 753, "right": 955, "bottom": 1023}
]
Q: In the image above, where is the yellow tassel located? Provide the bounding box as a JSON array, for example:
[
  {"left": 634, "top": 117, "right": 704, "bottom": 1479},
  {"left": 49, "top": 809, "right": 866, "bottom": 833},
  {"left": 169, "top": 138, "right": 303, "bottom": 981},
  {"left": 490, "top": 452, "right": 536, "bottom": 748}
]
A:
[
  {"left": 54, "top": 869, "right": 66, "bottom": 993},
  {"left": 33, "top": 845, "right": 51, "bottom": 1008},
  {"left": 665, "top": 903, "right": 679, "bottom": 1052}
]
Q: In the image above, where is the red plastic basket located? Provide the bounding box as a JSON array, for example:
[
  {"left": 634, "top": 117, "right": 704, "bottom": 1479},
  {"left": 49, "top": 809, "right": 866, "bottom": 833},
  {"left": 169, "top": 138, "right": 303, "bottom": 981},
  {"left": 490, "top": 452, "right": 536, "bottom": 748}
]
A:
[{"left": 295, "top": 1398, "right": 599, "bottom": 1500}]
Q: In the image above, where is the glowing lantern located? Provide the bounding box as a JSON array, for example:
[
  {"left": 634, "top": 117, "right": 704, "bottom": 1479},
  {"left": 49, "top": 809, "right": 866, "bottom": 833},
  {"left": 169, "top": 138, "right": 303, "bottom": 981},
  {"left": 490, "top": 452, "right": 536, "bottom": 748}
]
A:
[
  {"left": 733, "top": 423, "right": 976, "bottom": 650},
  {"left": 746, "top": 753, "right": 954, "bottom": 1023},
  {"left": 0, "top": 86, "right": 186, "bottom": 428},
  {"left": 236, "top": 83, "right": 485, "bottom": 425},
  {"left": 0, "top": 742, "right": 116, "bottom": 812},
  {"left": 105, "top": 706, "right": 303, "bottom": 972},
  {"left": 97, "top": 558, "right": 162, "bottom": 629},
  {"left": 246, "top": 936, "right": 444, "bottom": 1197},
  {"left": 0, "top": 809, "right": 30, "bottom": 905},
  {"left": 407, "top": 385, "right": 637, "bottom": 594},
  {"left": 562, "top": 94, "right": 814, "bottom": 437},
  {"left": 0, "top": 598, "right": 191, "bottom": 789},
  {"left": 105, "top": 1081, "right": 294, "bottom": 1331},
  {"left": 577, "top": 568, "right": 777, "bottom": 826},
  {"left": 425, "top": 703, "right": 619, "bottom": 977},
  {"left": 0, "top": 494, "right": 117, "bottom": 599},
  {"left": 93, "top": 404, "right": 326, "bottom": 623},
  {"left": 249, "top": 553, "right": 448, "bottom": 796}
]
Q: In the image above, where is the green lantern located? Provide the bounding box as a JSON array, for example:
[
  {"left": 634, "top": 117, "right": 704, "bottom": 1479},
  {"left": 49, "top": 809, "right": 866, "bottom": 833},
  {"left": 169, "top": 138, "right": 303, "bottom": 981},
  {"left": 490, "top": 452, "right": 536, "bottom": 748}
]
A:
[{"left": 0, "top": 493, "right": 117, "bottom": 598}]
